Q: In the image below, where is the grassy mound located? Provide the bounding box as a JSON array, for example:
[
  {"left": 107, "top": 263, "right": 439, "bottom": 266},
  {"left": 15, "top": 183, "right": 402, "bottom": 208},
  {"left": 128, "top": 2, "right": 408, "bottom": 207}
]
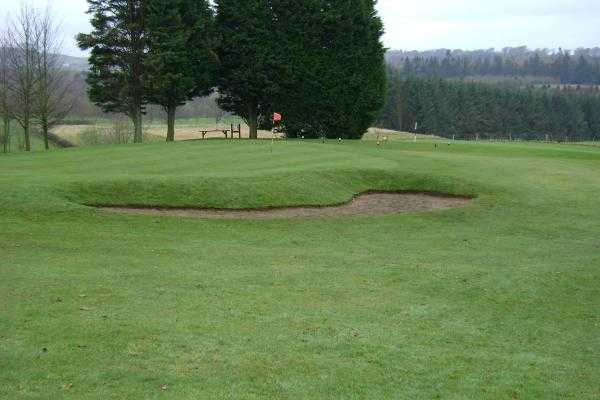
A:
[{"left": 1, "top": 139, "right": 599, "bottom": 399}]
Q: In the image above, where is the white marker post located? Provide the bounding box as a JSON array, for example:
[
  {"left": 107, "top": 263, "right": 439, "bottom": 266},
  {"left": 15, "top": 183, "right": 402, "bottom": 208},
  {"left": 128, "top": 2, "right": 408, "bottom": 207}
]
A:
[{"left": 414, "top": 122, "right": 418, "bottom": 143}]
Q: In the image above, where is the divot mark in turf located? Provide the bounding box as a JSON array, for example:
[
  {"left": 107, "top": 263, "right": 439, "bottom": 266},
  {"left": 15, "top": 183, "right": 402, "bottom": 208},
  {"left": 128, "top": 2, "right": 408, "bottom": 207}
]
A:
[{"left": 97, "top": 192, "right": 472, "bottom": 219}]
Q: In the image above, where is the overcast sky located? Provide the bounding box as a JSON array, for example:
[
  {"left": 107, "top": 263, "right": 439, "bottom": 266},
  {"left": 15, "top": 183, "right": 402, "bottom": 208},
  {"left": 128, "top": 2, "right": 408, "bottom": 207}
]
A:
[{"left": 3, "top": 0, "right": 599, "bottom": 56}]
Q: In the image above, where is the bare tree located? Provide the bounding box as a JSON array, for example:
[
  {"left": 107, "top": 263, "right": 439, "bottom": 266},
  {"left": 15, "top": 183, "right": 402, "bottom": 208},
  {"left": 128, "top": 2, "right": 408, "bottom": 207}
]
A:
[
  {"left": 0, "top": 30, "right": 12, "bottom": 153},
  {"left": 6, "top": 3, "right": 39, "bottom": 152},
  {"left": 33, "top": 7, "right": 73, "bottom": 150}
]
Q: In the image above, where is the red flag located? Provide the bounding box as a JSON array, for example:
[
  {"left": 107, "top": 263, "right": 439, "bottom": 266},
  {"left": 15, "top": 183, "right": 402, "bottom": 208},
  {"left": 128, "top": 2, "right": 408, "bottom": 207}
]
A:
[{"left": 273, "top": 112, "right": 282, "bottom": 122}]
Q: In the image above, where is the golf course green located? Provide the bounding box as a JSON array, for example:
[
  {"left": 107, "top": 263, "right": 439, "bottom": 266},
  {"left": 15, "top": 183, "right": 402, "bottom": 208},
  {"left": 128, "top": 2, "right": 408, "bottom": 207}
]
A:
[{"left": 1, "top": 139, "right": 599, "bottom": 399}]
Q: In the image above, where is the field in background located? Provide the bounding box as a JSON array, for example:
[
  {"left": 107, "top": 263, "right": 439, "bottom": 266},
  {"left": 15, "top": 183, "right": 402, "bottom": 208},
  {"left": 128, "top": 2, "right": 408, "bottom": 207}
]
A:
[
  {"left": 50, "top": 119, "right": 600, "bottom": 148},
  {"left": 365, "top": 127, "right": 443, "bottom": 141},
  {"left": 51, "top": 116, "right": 274, "bottom": 145},
  {"left": 50, "top": 119, "right": 442, "bottom": 146},
  {"left": 2, "top": 118, "right": 596, "bottom": 152},
  {"left": 1, "top": 140, "right": 599, "bottom": 398}
]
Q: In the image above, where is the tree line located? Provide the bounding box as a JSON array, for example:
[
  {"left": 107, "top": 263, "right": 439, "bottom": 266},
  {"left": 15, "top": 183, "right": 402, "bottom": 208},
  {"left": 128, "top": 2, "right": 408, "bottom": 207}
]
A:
[
  {"left": 378, "top": 71, "right": 600, "bottom": 141},
  {"left": 0, "top": 5, "right": 74, "bottom": 153},
  {"left": 77, "top": 0, "right": 386, "bottom": 142},
  {"left": 388, "top": 48, "right": 600, "bottom": 85}
]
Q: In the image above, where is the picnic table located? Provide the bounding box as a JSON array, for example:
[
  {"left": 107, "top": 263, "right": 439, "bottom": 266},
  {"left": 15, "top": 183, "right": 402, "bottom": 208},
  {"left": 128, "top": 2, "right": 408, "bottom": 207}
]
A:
[{"left": 200, "top": 124, "right": 242, "bottom": 139}]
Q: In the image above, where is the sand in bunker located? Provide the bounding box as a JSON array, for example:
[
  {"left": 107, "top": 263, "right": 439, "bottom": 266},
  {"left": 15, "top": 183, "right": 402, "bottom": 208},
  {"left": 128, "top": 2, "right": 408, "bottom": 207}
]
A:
[{"left": 99, "top": 192, "right": 472, "bottom": 219}]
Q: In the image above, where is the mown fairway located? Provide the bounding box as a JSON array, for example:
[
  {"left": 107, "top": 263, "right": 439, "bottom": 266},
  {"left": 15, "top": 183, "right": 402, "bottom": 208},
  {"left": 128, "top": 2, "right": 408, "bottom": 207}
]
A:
[{"left": 1, "top": 140, "right": 599, "bottom": 399}]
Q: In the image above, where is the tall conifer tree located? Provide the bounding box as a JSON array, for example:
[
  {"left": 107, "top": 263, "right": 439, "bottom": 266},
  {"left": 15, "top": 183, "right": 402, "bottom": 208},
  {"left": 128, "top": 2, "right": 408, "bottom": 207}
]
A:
[
  {"left": 274, "top": 0, "right": 386, "bottom": 139},
  {"left": 77, "top": 0, "right": 148, "bottom": 143},
  {"left": 145, "top": 0, "right": 217, "bottom": 142},
  {"left": 214, "top": 0, "right": 274, "bottom": 139}
]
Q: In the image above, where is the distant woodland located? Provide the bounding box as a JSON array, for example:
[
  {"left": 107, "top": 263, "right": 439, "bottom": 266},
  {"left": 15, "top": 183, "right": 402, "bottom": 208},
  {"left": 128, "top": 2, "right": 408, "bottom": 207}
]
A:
[
  {"left": 378, "top": 74, "right": 600, "bottom": 141},
  {"left": 386, "top": 47, "right": 600, "bottom": 85},
  {"left": 375, "top": 47, "right": 600, "bottom": 140}
]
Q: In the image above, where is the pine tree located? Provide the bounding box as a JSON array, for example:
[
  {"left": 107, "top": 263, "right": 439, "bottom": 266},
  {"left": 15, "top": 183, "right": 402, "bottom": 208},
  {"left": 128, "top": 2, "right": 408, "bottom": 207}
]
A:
[
  {"left": 403, "top": 57, "right": 414, "bottom": 76},
  {"left": 265, "top": 0, "right": 320, "bottom": 137},
  {"left": 77, "top": 0, "right": 148, "bottom": 143},
  {"left": 582, "top": 95, "right": 600, "bottom": 140},
  {"left": 214, "top": 0, "right": 275, "bottom": 139},
  {"left": 145, "top": 0, "right": 217, "bottom": 141},
  {"left": 378, "top": 74, "right": 600, "bottom": 141},
  {"left": 274, "top": 0, "right": 386, "bottom": 139},
  {"left": 377, "top": 68, "right": 403, "bottom": 130},
  {"left": 417, "top": 78, "right": 438, "bottom": 134}
]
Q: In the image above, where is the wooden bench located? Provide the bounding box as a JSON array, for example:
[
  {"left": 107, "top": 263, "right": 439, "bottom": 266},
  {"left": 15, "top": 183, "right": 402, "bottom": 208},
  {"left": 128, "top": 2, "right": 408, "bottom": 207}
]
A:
[
  {"left": 200, "top": 124, "right": 242, "bottom": 139},
  {"left": 200, "top": 129, "right": 229, "bottom": 139}
]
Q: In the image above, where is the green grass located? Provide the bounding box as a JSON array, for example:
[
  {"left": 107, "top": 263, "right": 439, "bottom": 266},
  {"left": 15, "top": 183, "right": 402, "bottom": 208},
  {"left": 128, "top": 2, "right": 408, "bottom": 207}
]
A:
[{"left": 1, "top": 140, "right": 599, "bottom": 399}]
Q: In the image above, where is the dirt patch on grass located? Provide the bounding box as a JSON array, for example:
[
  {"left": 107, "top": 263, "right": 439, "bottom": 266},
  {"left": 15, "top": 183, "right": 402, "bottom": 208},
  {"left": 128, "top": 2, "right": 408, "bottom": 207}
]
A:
[
  {"left": 365, "top": 128, "right": 443, "bottom": 141},
  {"left": 53, "top": 124, "right": 275, "bottom": 142},
  {"left": 98, "top": 192, "right": 472, "bottom": 219}
]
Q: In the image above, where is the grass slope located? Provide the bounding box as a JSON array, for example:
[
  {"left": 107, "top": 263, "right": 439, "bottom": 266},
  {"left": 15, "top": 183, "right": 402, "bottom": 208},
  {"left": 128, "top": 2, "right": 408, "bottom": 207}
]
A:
[{"left": 1, "top": 140, "right": 599, "bottom": 399}]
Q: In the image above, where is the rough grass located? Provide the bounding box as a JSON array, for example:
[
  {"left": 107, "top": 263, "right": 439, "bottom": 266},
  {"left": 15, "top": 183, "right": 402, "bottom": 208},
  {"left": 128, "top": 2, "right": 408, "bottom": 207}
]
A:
[
  {"left": 56, "top": 118, "right": 437, "bottom": 144},
  {"left": 1, "top": 125, "right": 56, "bottom": 152},
  {"left": 364, "top": 127, "right": 442, "bottom": 141},
  {"left": 1, "top": 140, "right": 599, "bottom": 399}
]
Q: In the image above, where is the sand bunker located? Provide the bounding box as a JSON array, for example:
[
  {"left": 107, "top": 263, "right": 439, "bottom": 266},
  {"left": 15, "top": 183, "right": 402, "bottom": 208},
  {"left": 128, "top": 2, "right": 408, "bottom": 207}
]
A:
[{"left": 98, "top": 192, "right": 471, "bottom": 219}]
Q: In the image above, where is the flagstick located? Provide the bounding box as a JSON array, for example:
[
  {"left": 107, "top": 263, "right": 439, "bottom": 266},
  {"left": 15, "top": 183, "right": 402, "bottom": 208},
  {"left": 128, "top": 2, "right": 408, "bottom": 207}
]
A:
[{"left": 271, "top": 131, "right": 274, "bottom": 154}]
